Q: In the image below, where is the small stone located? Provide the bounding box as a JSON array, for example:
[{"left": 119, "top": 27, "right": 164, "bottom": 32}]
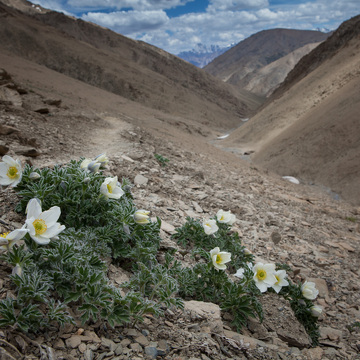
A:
[
  {"left": 53, "top": 338, "right": 66, "bottom": 350},
  {"left": 134, "top": 174, "right": 148, "bottom": 186},
  {"left": 161, "top": 220, "right": 175, "bottom": 234},
  {"left": 84, "top": 349, "right": 94, "bottom": 360},
  {"left": 319, "top": 326, "right": 342, "bottom": 341},
  {"left": 144, "top": 346, "right": 158, "bottom": 359},
  {"left": 192, "top": 201, "right": 203, "bottom": 213},
  {"left": 65, "top": 335, "right": 82, "bottom": 349},
  {"left": 115, "top": 344, "right": 123, "bottom": 355},
  {"left": 308, "top": 278, "right": 329, "bottom": 299},
  {"left": 157, "top": 339, "right": 169, "bottom": 355},
  {"left": 78, "top": 343, "right": 87, "bottom": 353},
  {"left": 338, "top": 242, "right": 355, "bottom": 252},
  {"left": 0, "top": 144, "right": 9, "bottom": 155},
  {"left": 135, "top": 335, "right": 149, "bottom": 346},
  {"left": 84, "top": 331, "right": 101, "bottom": 343},
  {"left": 271, "top": 231, "right": 282, "bottom": 244},
  {"left": 122, "top": 155, "right": 135, "bottom": 162},
  {"left": 130, "top": 342, "right": 142, "bottom": 352},
  {"left": 0, "top": 124, "right": 18, "bottom": 135},
  {"left": 101, "top": 337, "right": 117, "bottom": 351}
]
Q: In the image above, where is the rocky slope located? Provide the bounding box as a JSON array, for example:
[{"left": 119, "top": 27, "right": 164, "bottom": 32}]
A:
[
  {"left": 0, "top": 54, "right": 360, "bottom": 360},
  {"left": 220, "top": 15, "right": 360, "bottom": 206},
  {"left": 204, "top": 29, "right": 330, "bottom": 96}
]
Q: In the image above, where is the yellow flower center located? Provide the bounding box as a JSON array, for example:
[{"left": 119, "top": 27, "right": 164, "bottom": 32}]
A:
[
  {"left": 0, "top": 232, "right": 10, "bottom": 238},
  {"left": 107, "top": 184, "right": 113, "bottom": 193},
  {"left": 33, "top": 219, "right": 47, "bottom": 235},
  {"left": 216, "top": 254, "right": 222, "bottom": 264},
  {"left": 7, "top": 166, "right": 18, "bottom": 179},
  {"left": 257, "top": 270, "right": 266, "bottom": 281},
  {"left": 275, "top": 275, "right": 280, "bottom": 284}
]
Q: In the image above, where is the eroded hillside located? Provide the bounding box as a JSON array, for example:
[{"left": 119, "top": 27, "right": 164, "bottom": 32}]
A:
[
  {"left": 0, "top": 1, "right": 263, "bottom": 131},
  {"left": 220, "top": 15, "right": 360, "bottom": 205}
]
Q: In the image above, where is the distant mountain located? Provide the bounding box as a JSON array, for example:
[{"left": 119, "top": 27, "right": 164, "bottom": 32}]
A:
[
  {"left": 177, "top": 44, "right": 233, "bottom": 68},
  {"left": 204, "top": 29, "right": 330, "bottom": 96},
  {"left": 0, "top": 0, "right": 264, "bottom": 131},
  {"left": 220, "top": 15, "right": 360, "bottom": 205}
]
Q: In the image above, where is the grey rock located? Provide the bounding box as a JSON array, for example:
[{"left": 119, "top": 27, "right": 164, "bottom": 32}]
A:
[
  {"left": 144, "top": 345, "right": 158, "bottom": 359},
  {"left": 134, "top": 174, "right": 148, "bottom": 185}
]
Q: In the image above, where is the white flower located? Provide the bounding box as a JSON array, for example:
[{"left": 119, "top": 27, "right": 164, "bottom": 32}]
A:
[
  {"left": 203, "top": 219, "right": 218, "bottom": 235},
  {"left": 310, "top": 305, "right": 323, "bottom": 317},
  {"left": 100, "top": 176, "right": 124, "bottom": 199},
  {"left": 216, "top": 209, "right": 236, "bottom": 225},
  {"left": 0, "top": 155, "right": 22, "bottom": 187},
  {"left": 272, "top": 269, "right": 289, "bottom": 293},
  {"left": 252, "top": 262, "right": 277, "bottom": 293},
  {"left": 94, "top": 153, "right": 109, "bottom": 168},
  {"left": 234, "top": 268, "right": 245, "bottom": 279},
  {"left": 134, "top": 210, "right": 150, "bottom": 225},
  {"left": 0, "top": 228, "right": 29, "bottom": 251},
  {"left": 25, "top": 198, "right": 65, "bottom": 245},
  {"left": 210, "top": 247, "right": 231, "bottom": 271},
  {"left": 301, "top": 281, "right": 319, "bottom": 300}
]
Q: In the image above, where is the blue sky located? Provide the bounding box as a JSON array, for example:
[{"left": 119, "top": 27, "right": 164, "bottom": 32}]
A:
[{"left": 34, "top": 0, "right": 359, "bottom": 54}]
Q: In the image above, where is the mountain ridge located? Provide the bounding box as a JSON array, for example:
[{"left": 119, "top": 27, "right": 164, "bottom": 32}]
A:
[{"left": 204, "top": 28, "right": 330, "bottom": 96}]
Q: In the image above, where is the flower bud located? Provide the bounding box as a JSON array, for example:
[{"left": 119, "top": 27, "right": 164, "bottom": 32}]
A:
[
  {"left": 134, "top": 210, "right": 150, "bottom": 225},
  {"left": 83, "top": 177, "right": 91, "bottom": 184},
  {"left": 29, "top": 172, "right": 41, "bottom": 180},
  {"left": 87, "top": 161, "right": 101, "bottom": 173},
  {"left": 80, "top": 158, "right": 92, "bottom": 169},
  {"left": 12, "top": 263, "right": 22, "bottom": 277},
  {"left": 310, "top": 305, "right": 322, "bottom": 317},
  {"left": 94, "top": 153, "right": 109, "bottom": 168},
  {"left": 301, "top": 281, "right": 319, "bottom": 300}
]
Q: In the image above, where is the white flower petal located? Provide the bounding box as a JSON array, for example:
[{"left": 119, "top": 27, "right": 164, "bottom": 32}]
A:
[
  {"left": 30, "top": 234, "right": 51, "bottom": 245},
  {"left": 2, "top": 155, "right": 18, "bottom": 167},
  {"left": 210, "top": 247, "right": 220, "bottom": 258},
  {"left": 0, "top": 177, "right": 14, "bottom": 186},
  {"left": 219, "top": 252, "right": 231, "bottom": 263},
  {"left": 44, "top": 223, "right": 65, "bottom": 238},
  {"left": 256, "top": 281, "right": 269, "bottom": 293},
  {"left": 40, "top": 207, "right": 61, "bottom": 227},
  {"left": 6, "top": 229, "right": 28, "bottom": 241},
  {"left": 234, "top": 268, "right": 245, "bottom": 278},
  {"left": 26, "top": 199, "right": 42, "bottom": 219}
]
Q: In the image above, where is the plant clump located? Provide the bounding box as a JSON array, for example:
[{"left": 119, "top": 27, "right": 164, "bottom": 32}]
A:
[{"left": 0, "top": 155, "right": 321, "bottom": 345}]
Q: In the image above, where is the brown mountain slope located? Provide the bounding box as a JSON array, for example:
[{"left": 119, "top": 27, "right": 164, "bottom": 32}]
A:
[
  {"left": 243, "top": 42, "right": 321, "bottom": 97},
  {"left": 219, "top": 15, "right": 360, "bottom": 205},
  {"left": 0, "top": 1, "right": 263, "bottom": 131},
  {"left": 204, "top": 28, "right": 330, "bottom": 94}
]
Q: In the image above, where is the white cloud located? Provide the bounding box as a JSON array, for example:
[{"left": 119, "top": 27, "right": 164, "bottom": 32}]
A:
[
  {"left": 34, "top": 0, "right": 360, "bottom": 55},
  {"left": 207, "top": 0, "right": 268, "bottom": 12},
  {"left": 68, "top": 0, "right": 192, "bottom": 11},
  {"left": 82, "top": 10, "right": 169, "bottom": 34}
]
